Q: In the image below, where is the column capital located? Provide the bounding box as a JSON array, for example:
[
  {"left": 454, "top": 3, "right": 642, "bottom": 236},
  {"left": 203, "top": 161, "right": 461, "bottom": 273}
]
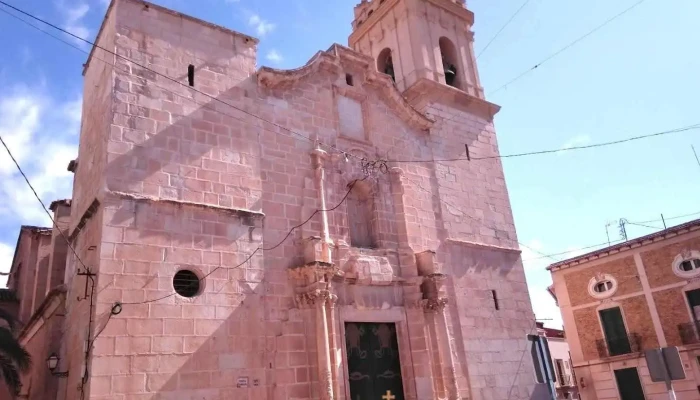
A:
[{"left": 422, "top": 297, "right": 448, "bottom": 313}]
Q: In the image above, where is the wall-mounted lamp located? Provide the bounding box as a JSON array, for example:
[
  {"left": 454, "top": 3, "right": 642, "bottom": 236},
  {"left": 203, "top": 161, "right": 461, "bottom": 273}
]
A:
[{"left": 46, "top": 353, "right": 69, "bottom": 377}]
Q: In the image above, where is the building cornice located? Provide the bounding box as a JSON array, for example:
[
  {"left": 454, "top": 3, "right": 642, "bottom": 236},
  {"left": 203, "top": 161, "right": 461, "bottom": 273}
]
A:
[
  {"left": 84, "top": 0, "right": 259, "bottom": 76},
  {"left": 445, "top": 238, "right": 520, "bottom": 254},
  {"left": 18, "top": 286, "right": 66, "bottom": 345},
  {"left": 257, "top": 44, "right": 433, "bottom": 131},
  {"left": 348, "top": 0, "right": 474, "bottom": 45},
  {"left": 548, "top": 218, "right": 700, "bottom": 272},
  {"left": 403, "top": 78, "right": 500, "bottom": 121}
]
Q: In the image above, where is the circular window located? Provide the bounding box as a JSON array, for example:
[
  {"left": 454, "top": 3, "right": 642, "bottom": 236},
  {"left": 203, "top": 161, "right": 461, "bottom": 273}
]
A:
[
  {"left": 672, "top": 251, "right": 700, "bottom": 279},
  {"left": 588, "top": 274, "right": 618, "bottom": 299},
  {"left": 173, "top": 270, "right": 202, "bottom": 298}
]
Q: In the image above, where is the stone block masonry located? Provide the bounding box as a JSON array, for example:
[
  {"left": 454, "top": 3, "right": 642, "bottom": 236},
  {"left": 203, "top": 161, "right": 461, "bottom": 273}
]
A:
[{"left": 8, "top": 0, "right": 544, "bottom": 399}]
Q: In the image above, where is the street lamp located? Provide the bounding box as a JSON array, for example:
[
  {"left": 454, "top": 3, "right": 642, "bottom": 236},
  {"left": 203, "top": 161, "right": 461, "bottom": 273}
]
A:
[{"left": 46, "top": 353, "right": 69, "bottom": 377}]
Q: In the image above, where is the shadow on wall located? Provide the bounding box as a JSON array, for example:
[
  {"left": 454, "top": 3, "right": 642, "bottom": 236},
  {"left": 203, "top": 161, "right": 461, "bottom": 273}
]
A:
[{"left": 83, "top": 18, "right": 336, "bottom": 395}]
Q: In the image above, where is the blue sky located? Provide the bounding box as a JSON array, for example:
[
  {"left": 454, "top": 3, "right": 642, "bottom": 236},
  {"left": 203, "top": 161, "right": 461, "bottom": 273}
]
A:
[{"left": 0, "top": 0, "right": 698, "bottom": 327}]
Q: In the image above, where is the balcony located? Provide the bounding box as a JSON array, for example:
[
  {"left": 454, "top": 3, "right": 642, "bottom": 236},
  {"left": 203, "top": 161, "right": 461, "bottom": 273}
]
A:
[
  {"left": 678, "top": 321, "right": 700, "bottom": 345},
  {"left": 557, "top": 374, "right": 574, "bottom": 387},
  {"left": 595, "top": 333, "right": 642, "bottom": 358}
]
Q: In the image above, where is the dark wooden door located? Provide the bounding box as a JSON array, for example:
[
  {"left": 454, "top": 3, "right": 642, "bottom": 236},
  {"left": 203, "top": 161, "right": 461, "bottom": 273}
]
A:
[
  {"left": 600, "top": 307, "right": 631, "bottom": 356},
  {"left": 614, "top": 367, "right": 645, "bottom": 400},
  {"left": 345, "top": 322, "right": 405, "bottom": 400}
]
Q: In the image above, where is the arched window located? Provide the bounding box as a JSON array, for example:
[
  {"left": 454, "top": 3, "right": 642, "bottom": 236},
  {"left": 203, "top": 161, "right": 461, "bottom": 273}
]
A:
[
  {"left": 438, "top": 37, "right": 460, "bottom": 89},
  {"left": 346, "top": 181, "right": 376, "bottom": 249},
  {"left": 377, "top": 48, "right": 395, "bottom": 83}
]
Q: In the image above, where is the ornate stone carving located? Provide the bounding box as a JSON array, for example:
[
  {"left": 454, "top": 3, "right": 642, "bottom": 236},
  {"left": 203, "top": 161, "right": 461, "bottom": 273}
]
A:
[
  {"left": 422, "top": 297, "right": 448, "bottom": 313},
  {"left": 258, "top": 44, "right": 433, "bottom": 131},
  {"left": 295, "top": 289, "right": 336, "bottom": 308}
]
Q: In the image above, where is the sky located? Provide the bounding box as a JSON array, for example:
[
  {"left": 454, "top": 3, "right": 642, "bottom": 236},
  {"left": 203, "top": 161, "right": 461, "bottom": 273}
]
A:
[{"left": 0, "top": 0, "right": 698, "bottom": 328}]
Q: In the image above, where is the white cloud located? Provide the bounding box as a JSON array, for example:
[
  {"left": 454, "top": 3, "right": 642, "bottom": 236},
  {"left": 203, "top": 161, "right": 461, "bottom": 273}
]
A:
[
  {"left": 57, "top": 2, "right": 90, "bottom": 47},
  {"left": 0, "top": 242, "right": 14, "bottom": 288},
  {"left": 266, "top": 49, "right": 283, "bottom": 64},
  {"left": 248, "top": 14, "right": 275, "bottom": 37},
  {"left": 530, "top": 286, "right": 563, "bottom": 330},
  {"left": 0, "top": 87, "right": 79, "bottom": 227},
  {"left": 558, "top": 134, "right": 591, "bottom": 155}
]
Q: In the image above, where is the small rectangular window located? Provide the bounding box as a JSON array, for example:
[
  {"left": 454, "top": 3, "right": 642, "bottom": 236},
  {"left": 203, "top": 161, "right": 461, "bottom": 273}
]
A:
[
  {"left": 491, "top": 290, "right": 499, "bottom": 310},
  {"left": 187, "top": 64, "right": 195, "bottom": 86},
  {"left": 345, "top": 73, "right": 354, "bottom": 86}
]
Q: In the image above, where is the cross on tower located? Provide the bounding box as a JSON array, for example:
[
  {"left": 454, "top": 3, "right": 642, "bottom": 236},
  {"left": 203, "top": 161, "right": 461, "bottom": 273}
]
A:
[{"left": 382, "top": 390, "right": 395, "bottom": 400}]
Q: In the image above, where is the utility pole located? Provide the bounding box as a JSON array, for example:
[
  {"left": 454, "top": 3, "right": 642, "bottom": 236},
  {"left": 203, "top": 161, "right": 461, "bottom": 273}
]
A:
[
  {"left": 619, "top": 219, "right": 628, "bottom": 241},
  {"left": 605, "top": 221, "right": 615, "bottom": 246}
]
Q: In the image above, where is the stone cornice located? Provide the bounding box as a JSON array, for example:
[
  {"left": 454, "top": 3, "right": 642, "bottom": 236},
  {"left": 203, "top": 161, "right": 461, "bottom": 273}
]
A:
[
  {"left": 348, "top": 0, "right": 474, "bottom": 44},
  {"left": 403, "top": 78, "right": 501, "bottom": 121},
  {"left": 445, "top": 238, "right": 521, "bottom": 254},
  {"left": 257, "top": 44, "right": 433, "bottom": 132},
  {"left": 425, "top": 0, "right": 474, "bottom": 24},
  {"left": 19, "top": 285, "right": 66, "bottom": 345},
  {"left": 348, "top": 0, "right": 400, "bottom": 45}
]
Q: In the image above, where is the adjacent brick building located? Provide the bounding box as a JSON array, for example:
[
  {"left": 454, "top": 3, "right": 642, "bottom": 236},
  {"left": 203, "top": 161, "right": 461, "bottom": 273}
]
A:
[
  {"left": 2, "top": 0, "right": 546, "bottom": 398},
  {"left": 548, "top": 218, "right": 700, "bottom": 400}
]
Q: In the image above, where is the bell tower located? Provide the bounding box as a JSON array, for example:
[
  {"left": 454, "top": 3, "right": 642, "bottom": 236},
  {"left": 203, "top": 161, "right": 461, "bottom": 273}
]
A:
[{"left": 348, "top": 0, "right": 484, "bottom": 98}]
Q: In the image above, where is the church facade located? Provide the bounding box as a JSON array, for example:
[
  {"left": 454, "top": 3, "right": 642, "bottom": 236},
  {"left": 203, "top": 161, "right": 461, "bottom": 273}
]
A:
[{"left": 2, "top": 0, "right": 545, "bottom": 399}]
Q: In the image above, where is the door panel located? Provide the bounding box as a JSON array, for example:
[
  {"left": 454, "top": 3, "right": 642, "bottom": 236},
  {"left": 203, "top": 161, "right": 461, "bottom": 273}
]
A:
[
  {"left": 345, "top": 322, "right": 405, "bottom": 400},
  {"left": 614, "top": 367, "right": 645, "bottom": 400}
]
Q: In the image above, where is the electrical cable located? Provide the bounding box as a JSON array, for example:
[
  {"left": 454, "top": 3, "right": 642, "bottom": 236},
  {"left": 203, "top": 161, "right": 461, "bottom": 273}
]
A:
[
  {"left": 0, "top": 2, "right": 389, "bottom": 306},
  {"left": 523, "top": 209, "right": 700, "bottom": 262},
  {"left": 0, "top": 0, "right": 363, "bottom": 164},
  {"left": 0, "top": 135, "right": 92, "bottom": 275},
  {"left": 387, "top": 123, "right": 700, "bottom": 163},
  {"left": 122, "top": 176, "right": 369, "bottom": 305},
  {"left": 522, "top": 239, "right": 626, "bottom": 262},
  {"left": 476, "top": 0, "right": 533, "bottom": 60},
  {"left": 488, "top": 0, "right": 649, "bottom": 96},
  {"left": 630, "top": 210, "right": 700, "bottom": 225},
  {"left": 626, "top": 221, "right": 662, "bottom": 230}
]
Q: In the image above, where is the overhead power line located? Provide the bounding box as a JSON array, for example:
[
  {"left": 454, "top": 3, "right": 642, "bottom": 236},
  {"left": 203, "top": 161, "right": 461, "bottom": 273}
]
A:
[
  {"left": 387, "top": 123, "right": 700, "bottom": 163},
  {"left": 488, "top": 0, "right": 649, "bottom": 96},
  {"left": 476, "top": 0, "right": 533, "bottom": 60},
  {"left": 0, "top": 0, "right": 362, "bottom": 164},
  {"left": 0, "top": 136, "right": 93, "bottom": 276},
  {"left": 522, "top": 209, "right": 700, "bottom": 263}
]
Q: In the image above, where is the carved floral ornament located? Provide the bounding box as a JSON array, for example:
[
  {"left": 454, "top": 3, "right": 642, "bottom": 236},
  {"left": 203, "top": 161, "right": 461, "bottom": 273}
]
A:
[
  {"left": 295, "top": 289, "right": 337, "bottom": 308},
  {"left": 422, "top": 297, "right": 448, "bottom": 312}
]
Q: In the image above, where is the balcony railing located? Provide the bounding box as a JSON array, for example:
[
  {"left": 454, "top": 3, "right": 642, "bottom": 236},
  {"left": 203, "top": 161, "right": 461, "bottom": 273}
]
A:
[
  {"left": 595, "top": 333, "right": 642, "bottom": 358},
  {"left": 557, "top": 374, "right": 574, "bottom": 387},
  {"left": 678, "top": 321, "right": 700, "bottom": 345}
]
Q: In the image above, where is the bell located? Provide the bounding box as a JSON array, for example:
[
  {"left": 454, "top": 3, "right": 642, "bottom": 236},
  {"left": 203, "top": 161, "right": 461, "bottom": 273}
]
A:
[{"left": 444, "top": 66, "right": 456, "bottom": 86}]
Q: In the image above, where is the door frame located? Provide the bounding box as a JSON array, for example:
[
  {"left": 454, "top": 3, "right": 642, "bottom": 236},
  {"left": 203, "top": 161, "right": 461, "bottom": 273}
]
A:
[
  {"left": 338, "top": 306, "right": 414, "bottom": 400},
  {"left": 612, "top": 366, "right": 646, "bottom": 400}
]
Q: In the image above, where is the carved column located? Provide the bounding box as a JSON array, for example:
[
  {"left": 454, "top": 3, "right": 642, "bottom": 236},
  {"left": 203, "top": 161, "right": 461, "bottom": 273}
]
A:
[
  {"left": 313, "top": 291, "right": 334, "bottom": 400},
  {"left": 312, "top": 147, "right": 332, "bottom": 263},
  {"left": 423, "top": 275, "right": 460, "bottom": 400},
  {"left": 327, "top": 295, "right": 342, "bottom": 399},
  {"left": 291, "top": 264, "right": 339, "bottom": 400}
]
